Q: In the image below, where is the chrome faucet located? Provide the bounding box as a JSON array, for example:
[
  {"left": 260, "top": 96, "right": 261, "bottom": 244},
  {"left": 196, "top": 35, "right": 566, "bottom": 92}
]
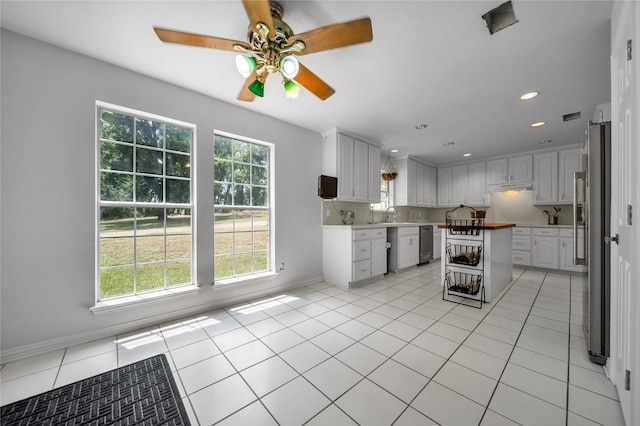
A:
[{"left": 385, "top": 206, "right": 399, "bottom": 223}]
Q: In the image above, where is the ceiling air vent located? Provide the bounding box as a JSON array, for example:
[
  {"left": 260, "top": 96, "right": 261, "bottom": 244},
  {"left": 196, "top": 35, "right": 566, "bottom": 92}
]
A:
[
  {"left": 482, "top": 1, "right": 518, "bottom": 35},
  {"left": 563, "top": 111, "right": 582, "bottom": 122}
]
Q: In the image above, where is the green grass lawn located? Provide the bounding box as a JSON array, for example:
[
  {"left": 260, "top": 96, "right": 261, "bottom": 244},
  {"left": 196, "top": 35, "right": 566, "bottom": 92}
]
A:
[{"left": 99, "top": 212, "right": 269, "bottom": 299}]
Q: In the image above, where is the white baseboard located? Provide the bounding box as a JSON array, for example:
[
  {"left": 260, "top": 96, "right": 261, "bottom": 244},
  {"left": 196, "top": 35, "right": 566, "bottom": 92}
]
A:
[{"left": 0, "top": 275, "right": 323, "bottom": 364}]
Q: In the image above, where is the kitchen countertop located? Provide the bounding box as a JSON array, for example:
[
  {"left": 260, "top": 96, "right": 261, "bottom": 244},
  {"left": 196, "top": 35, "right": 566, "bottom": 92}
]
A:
[
  {"left": 323, "top": 222, "right": 575, "bottom": 229},
  {"left": 436, "top": 223, "right": 516, "bottom": 230},
  {"left": 322, "top": 222, "right": 436, "bottom": 229}
]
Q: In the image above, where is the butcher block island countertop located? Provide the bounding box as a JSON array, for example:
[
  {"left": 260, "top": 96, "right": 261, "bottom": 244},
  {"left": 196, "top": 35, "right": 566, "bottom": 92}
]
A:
[{"left": 437, "top": 223, "right": 516, "bottom": 230}]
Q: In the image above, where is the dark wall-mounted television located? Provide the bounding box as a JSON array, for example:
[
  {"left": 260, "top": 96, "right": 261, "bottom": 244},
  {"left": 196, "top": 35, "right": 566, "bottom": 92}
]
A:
[{"left": 318, "top": 175, "right": 337, "bottom": 199}]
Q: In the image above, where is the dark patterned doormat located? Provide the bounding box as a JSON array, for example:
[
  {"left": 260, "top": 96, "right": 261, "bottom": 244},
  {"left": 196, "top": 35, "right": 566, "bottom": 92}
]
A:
[{"left": 1, "top": 353, "right": 190, "bottom": 425}]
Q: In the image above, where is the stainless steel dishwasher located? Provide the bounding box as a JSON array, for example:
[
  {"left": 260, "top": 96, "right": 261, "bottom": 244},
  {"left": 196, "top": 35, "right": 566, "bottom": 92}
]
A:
[{"left": 419, "top": 225, "right": 434, "bottom": 264}]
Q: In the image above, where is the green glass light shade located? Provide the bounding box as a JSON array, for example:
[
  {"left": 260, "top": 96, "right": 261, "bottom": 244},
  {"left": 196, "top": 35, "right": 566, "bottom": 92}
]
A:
[
  {"left": 248, "top": 79, "right": 264, "bottom": 97},
  {"left": 284, "top": 80, "right": 301, "bottom": 99},
  {"left": 235, "top": 55, "right": 257, "bottom": 78}
]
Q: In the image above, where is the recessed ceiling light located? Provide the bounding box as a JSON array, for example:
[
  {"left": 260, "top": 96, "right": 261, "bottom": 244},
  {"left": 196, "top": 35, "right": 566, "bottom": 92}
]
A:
[
  {"left": 539, "top": 139, "right": 553, "bottom": 144},
  {"left": 415, "top": 124, "right": 428, "bottom": 130},
  {"left": 531, "top": 121, "right": 546, "bottom": 127},
  {"left": 390, "top": 149, "right": 399, "bottom": 153},
  {"left": 463, "top": 153, "right": 472, "bottom": 157},
  {"left": 443, "top": 142, "right": 455, "bottom": 146},
  {"left": 520, "top": 91, "right": 539, "bottom": 100}
]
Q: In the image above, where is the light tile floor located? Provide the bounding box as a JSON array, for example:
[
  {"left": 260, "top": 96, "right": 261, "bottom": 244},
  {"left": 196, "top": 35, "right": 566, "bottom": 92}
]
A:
[{"left": 0, "top": 262, "right": 627, "bottom": 425}]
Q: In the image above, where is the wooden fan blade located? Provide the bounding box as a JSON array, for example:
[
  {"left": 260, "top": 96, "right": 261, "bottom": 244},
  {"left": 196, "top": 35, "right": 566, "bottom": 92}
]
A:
[
  {"left": 154, "top": 27, "right": 250, "bottom": 52},
  {"left": 242, "top": 0, "right": 275, "bottom": 39},
  {"left": 237, "top": 69, "right": 264, "bottom": 102},
  {"left": 288, "top": 17, "right": 373, "bottom": 55},
  {"left": 294, "top": 63, "right": 335, "bottom": 100}
]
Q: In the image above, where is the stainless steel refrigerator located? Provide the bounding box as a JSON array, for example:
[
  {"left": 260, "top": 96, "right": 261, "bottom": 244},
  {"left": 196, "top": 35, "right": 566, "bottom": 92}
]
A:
[{"left": 574, "top": 121, "right": 611, "bottom": 365}]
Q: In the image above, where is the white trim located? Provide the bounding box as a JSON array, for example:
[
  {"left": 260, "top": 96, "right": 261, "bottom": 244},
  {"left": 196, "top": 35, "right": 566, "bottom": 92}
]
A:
[
  {"left": 1, "top": 275, "right": 324, "bottom": 364},
  {"left": 96, "top": 101, "right": 196, "bottom": 305},
  {"left": 214, "top": 271, "right": 278, "bottom": 287},
  {"left": 90, "top": 285, "right": 199, "bottom": 316}
]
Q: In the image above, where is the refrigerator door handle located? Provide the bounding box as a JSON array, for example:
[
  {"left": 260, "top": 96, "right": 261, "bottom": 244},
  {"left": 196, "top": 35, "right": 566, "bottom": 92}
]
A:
[{"left": 574, "top": 171, "right": 587, "bottom": 265}]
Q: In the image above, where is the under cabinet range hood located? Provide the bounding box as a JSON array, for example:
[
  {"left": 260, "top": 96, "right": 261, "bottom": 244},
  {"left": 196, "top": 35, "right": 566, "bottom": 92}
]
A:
[{"left": 487, "top": 182, "right": 533, "bottom": 192}]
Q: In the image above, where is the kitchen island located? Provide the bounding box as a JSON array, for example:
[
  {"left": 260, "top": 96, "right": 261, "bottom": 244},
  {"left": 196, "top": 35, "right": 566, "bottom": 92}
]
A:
[{"left": 438, "top": 223, "right": 516, "bottom": 303}]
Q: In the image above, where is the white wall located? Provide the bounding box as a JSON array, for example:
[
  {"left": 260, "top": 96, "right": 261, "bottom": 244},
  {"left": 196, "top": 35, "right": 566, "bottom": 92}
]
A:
[{"left": 0, "top": 30, "right": 324, "bottom": 361}]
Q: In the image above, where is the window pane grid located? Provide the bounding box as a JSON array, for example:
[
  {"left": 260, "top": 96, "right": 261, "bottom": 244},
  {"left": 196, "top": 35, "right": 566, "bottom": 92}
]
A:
[
  {"left": 98, "top": 105, "right": 194, "bottom": 301},
  {"left": 214, "top": 133, "right": 271, "bottom": 281}
]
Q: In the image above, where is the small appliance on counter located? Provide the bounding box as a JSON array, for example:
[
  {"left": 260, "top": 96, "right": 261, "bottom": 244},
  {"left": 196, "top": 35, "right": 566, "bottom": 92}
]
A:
[{"left": 340, "top": 210, "right": 354, "bottom": 225}]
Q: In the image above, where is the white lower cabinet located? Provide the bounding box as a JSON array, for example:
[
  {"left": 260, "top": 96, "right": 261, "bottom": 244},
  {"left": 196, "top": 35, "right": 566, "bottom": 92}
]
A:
[
  {"left": 397, "top": 231, "right": 419, "bottom": 269},
  {"left": 371, "top": 235, "right": 388, "bottom": 276},
  {"left": 559, "top": 228, "right": 587, "bottom": 272},
  {"left": 433, "top": 228, "right": 442, "bottom": 260},
  {"left": 512, "top": 226, "right": 585, "bottom": 273},
  {"left": 388, "top": 226, "right": 419, "bottom": 272},
  {"left": 323, "top": 227, "right": 387, "bottom": 288},
  {"left": 512, "top": 227, "right": 532, "bottom": 266},
  {"left": 532, "top": 227, "right": 559, "bottom": 269}
]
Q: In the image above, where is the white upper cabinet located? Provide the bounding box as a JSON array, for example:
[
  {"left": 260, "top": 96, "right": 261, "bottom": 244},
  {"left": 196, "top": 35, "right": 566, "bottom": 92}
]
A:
[
  {"left": 508, "top": 154, "right": 533, "bottom": 183},
  {"left": 322, "top": 130, "right": 381, "bottom": 203},
  {"left": 533, "top": 151, "right": 558, "bottom": 204},
  {"left": 394, "top": 157, "right": 416, "bottom": 206},
  {"left": 451, "top": 164, "right": 468, "bottom": 205},
  {"left": 367, "top": 143, "right": 381, "bottom": 203},
  {"left": 415, "top": 161, "right": 425, "bottom": 205},
  {"left": 337, "top": 134, "right": 355, "bottom": 200},
  {"left": 558, "top": 148, "right": 583, "bottom": 203},
  {"left": 436, "top": 162, "right": 486, "bottom": 207},
  {"left": 394, "top": 158, "right": 437, "bottom": 207},
  {"left": 486, "top": 155, "right": 532, "bottom": 186},
  {"left": 429, "top": 166, "right": 438, "bottom": 206},
  {"left": 354, "top": 139, "right": 369, "bottom": 201},
  {"left": 467, "top": 162, "right": 487, "bottom": 206},
  {"left": 438, "top": 167, "right": 453, "bottom": 206},
  {"left": 486, "top": 158, "right": 509, "bottom": 185}
]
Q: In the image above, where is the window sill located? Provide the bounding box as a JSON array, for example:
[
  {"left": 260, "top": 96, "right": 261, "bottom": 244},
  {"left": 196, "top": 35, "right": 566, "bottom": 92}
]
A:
[
  {"left": 90, "top": 285, "right": 199, "bottom": 316},
  {"left": 214, "top": 271, "right": 278, "bottom": 287}
]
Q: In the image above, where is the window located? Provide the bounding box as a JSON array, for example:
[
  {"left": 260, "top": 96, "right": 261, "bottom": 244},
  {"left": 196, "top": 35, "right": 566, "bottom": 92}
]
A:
[
  {"left": 214, "top": 133, "right": 272, "bottom": 281},
  {"left": 97, "top": 104, "right": 194, "bottom": 301},
  {"left": 370, "top": 176, "right": 391, "bottom": 210}
]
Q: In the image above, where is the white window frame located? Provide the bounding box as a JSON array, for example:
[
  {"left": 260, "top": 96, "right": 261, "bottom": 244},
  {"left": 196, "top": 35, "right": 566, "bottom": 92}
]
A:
[
  {"left": 94, "top": 101, "right": 197, "bottom": 310},
  {"left": 213, "top": 130, "right": 275, "bottom": 284}
]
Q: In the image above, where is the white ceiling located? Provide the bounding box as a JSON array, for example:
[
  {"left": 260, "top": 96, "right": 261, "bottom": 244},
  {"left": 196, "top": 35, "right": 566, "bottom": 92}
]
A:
[{"left": 1, "top": 0, "right": 613, "bottom": 165}]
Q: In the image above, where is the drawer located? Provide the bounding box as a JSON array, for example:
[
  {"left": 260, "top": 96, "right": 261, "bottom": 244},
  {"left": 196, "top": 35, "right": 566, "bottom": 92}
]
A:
[
  {"left": 352, "top": 229, "right": 371, "bottom": 241},
  {"left": 353, "top": 240, "right": 370, "bottom": 261},
  {"left": 512, "top": 236, "right": 531, "bottom": 250},
  {"left": 398, "top": 227, "right": 419, "bottom": 236},
  {"left": 512, "top": 250, "right": 531, "bottom": 266},
  {"left": 370, "top": 228, "right": 387, "bottom": 239},
  {"left": 532, "top": 227, "right": 559, "bottom": 237},
  {"left": 353, "top": 259, "right": 371, "bottom": 282},
  {"left": 513, "top": 227, "right": 531, "bottom": 236},
  {"left": 559, "top": 228, "right": 585, "bottom": 238}
]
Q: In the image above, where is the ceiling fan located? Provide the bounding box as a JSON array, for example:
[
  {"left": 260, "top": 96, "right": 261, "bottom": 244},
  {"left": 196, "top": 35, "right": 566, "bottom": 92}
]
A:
[{"left": 154, "top": 0, "right": 373, "bottom": 102}]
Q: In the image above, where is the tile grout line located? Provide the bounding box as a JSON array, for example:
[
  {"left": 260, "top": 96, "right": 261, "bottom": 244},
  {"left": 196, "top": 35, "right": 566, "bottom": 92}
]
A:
[
  {"left": 476, "top": 270, "right": 549, "bottom": 425},
  {"left": 390, "top": 268, "right": 530, "bottom": 425}
]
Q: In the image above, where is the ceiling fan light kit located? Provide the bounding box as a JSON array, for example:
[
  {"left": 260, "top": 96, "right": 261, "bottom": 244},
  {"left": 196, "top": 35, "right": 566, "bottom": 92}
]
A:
[
  {"left": 248, "top": 78, "right": 265, "bottom": 97},
  {"left": 153, "top": 0, "right": 373, "bottom": 102},
  {"left": 279, "top": 55, "right": 299, "bottom": 79},
  {"left": 283, "top": 79, "right": 301, "bottom": 99},
  {"left": 235, "top": 54, "right": 257, "bottom": 78}
]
